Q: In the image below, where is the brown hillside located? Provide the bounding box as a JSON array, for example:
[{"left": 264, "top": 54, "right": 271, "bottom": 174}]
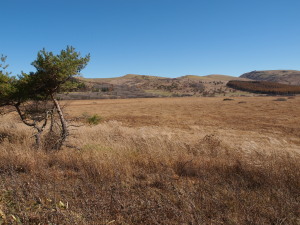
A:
[
  {"left": 179, "top": 74, "right": 249, "bottom": 81},
  {"left": 240, "top": 70, "right": 300, "bottom": 85},
  {"left": 67, "top": 74, "right": 251, "bottom": 100}
]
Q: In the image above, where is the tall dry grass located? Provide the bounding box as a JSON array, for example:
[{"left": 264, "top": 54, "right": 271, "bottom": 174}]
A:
[{"left": 0, "top": 115, "right": 300, "bottom": 224}]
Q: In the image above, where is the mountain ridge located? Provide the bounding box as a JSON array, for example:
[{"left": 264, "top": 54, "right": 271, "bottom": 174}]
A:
[
  {"left": 81, "top": 73, "right": 247, "bottom": 81},
  {"left": 62, "top": 74, "right": 249, "bottom": 100},
  {"left": 240, "top": 70, "right": 300, "bottom": 85}
]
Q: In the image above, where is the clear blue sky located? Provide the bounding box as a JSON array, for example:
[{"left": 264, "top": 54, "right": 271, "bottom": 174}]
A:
[{"left": 1, "top": 0, "right": 300, "bottom": 78}]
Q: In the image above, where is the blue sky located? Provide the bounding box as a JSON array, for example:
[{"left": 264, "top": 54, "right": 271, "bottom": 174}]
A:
[{"left": 1, "top": 0, "right": 300, "bottom": 78}]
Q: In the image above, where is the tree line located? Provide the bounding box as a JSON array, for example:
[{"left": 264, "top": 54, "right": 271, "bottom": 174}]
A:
[{"left": 227, "top": 80, "right": 300, "bottom": 95}]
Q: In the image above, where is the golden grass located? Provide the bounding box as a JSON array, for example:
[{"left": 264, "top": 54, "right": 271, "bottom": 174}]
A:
[
  {"left": 66, "top": 97, "right": 300, "bottom": 151},
  {"left": 0, "top": 96, "right": 300, "bottom": 224}
]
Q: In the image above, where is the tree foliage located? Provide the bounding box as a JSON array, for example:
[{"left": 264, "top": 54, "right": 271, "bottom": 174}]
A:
[
  {"left": 0, "top": 46, "right": 90, "bottom": 149},
  {"left": 30, "top": 46, "right": 90, "bottom": 96},
  {"left": 0, "top": 55, "right": 16, "bottom": 106}
]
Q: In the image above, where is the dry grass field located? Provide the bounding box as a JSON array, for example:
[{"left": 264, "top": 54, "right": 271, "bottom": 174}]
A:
[
  {"left": 0, "top": 96, "right": 300, "bottom": 224},
  {"left": 66, "top": 96, "right": 300, "bottom": 153}
]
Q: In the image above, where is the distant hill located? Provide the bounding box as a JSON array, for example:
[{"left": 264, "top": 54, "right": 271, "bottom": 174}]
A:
[
  {"left": 79, "top": 74, "right": 168, "bottom": 84},
  {"left": 240, "top": 70, "right": 300, "bottom": 86},
  {"left": 58, "top": 74, "right": 252, "bottom": 100},
  {"left": 179, "top": 74, "right": 248, "bottom": 81},
  {"left": 80, "top": 74, "right": 247, "bottom": 82}
]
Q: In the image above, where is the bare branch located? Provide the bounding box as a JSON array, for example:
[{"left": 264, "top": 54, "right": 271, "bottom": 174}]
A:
[{"left": 14, "top": 103, "right": 36, "bottom": 127}]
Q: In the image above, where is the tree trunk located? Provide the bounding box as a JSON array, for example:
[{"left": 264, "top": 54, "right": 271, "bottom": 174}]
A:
[
  {"left": 51, "top": 94, "right": 68, "bottom": 149},
  {"left": 35, "top": 128, "right": 42, "bottom": 150}
]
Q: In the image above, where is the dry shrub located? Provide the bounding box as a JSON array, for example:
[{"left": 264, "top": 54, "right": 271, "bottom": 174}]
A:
[
  {"left": 42, "top": 129, "right": 63, "bottom": 151},
  {"left": 0, "top": 118, "right": 300, "bottom": 224},
  {"left": 274, "top": 97, "right": 287, "bottom": 101},
  {"left": 223, "top": 98, "right": 234, "bottom": 101}
]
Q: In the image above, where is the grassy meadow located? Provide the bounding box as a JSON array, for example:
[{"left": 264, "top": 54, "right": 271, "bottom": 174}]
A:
[{"left": 0, "top": 96, "right": 300, "bottom": 224}]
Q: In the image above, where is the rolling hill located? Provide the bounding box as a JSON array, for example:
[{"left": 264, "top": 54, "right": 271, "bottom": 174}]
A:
[
  {"left": 240, "top": 70, "right": 300, "bottom": 85},
  {"left": 179, "top": 74, "right": 247, "bottom": 81},
  {"left": 59, "top": 74, "right": 250, "bottom": 100}
]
